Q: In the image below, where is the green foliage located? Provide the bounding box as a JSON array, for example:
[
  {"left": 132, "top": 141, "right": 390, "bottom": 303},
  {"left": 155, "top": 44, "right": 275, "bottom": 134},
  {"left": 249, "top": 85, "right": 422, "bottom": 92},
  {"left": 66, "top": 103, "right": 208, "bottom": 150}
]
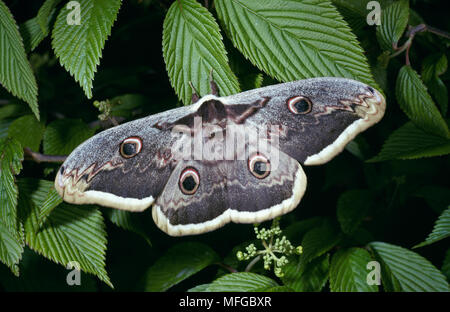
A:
[
  {"left": 298, "top": 220, "right": 342, "bottom": 272},
  {"left": 215, "top": 0, "right": 377, "bottom": 87},
  {"left": 18, "top": 179, "right": 112, "bottom": 287},
  {"left": 38, "top": 187, "right": 62, "bottom": 226},
  {"left": 0, "top": 220, "right": 23, "bottom": 277},
  {"left": 52, "top": 0, "right": 122, "bottom": 98},
  {"left": 337, "top": 189, "right": 372, "bottom": 234},
  {"left": 396, "top": 65, "right": 449, "bottom": 138},
  {"left": 37, "top": 0, "right": 62, "bottom": 35},
  {"left": 369, "top": 242, "right": 449, "bottom": 291},
  {"left": 205, "top": 272, "right": 279, "bottom": 292},
  {"left": 0, "top": 138, "right": 23, "bottom": 232},
  {"left": 104, "top": 209, "right": 151, "bottom": 245},
  {"left": 376, "top": 0, "right": 409, "bottom": 51},
  {"left": 0, "top": 0, "right": 448, "bottom": 292},
  {"left": 8, "top": 115, "right": 45, "bottom": 152},
  {"left": 281, "top": 254, "right": 329, "bottom": 292},
  {"left": 442, "top": 249, "right": 450, "bottom": 281},
  {"left": 0, "top": 139, "right": 24, "bottom": 277},
  {"left": 414, "top": 207, "right": 450, "bottom": 248},
  {"left": 20, "top": 16, "right": 50, "bottom": 54},
  {"left": 329, "top": 248, "right": 378, "bottom": 292},
  {"left": 0, "top": 0, "right": 39, "bottom": 119},
  {"left": 43, "top": 119, "right": 95, "bottom": 155},
  {"left": 162, "top": 0, "right": 239, "bottom": 104},
  {"left": 421, "top": 54, "right": 448, "bottom": 116},
  {"left": 368, "top": 121, "right": 450, "bottom": 161},
  {"left": 143, "top": 242, "right": 219, "bottom": 291}
]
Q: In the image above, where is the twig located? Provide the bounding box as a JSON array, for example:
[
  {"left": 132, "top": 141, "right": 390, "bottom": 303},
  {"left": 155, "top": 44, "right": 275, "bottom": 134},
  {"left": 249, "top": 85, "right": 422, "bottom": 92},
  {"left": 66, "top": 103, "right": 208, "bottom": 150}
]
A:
[
  {"left": 216, "top": 262, "right": 238, "bottom": 273},
  {"left": 245, "top": 255, "right": 261, "bottom": 272},
  {"left": 390, "top": 24, "right": 450, "bottom": 65},
  {"left": 88, "top": 116, "right": 124, "bottom": 129},
  {"left": 24, "top": 147, "right": 67, "bottom": 163},
  {"left": 109, "top": 116, "right": 119, "bottom": 127}
]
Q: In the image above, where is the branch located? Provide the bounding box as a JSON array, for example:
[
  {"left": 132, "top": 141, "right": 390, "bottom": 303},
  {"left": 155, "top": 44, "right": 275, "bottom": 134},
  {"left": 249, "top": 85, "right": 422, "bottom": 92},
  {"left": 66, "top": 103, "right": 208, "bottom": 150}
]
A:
[
  {"left": 24, "top": 147, "right": 67, "bottom": 163},
  {"left": 88, "top": 116, "right": 124, "bottom": 129},
  {"left": 245, "top": 255, "right": 261, "bottom": 272},
  {"left": 215, "top": 262, "right": 238, "bottom": 273},
  {"left": 390, "top": 24, "right": 450, "bottom": 65}
]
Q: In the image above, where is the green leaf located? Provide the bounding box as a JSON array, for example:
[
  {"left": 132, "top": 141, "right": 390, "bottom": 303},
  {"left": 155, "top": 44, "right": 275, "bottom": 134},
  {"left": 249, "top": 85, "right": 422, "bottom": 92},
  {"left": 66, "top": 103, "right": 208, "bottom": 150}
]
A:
[
  {"left": 0, "top": 104, "right": 29, "bottom": 120},
  {"left": 299, "top": 220, "right": 342, "bottom": 272},
  {"left": 143, "top": 242, "right": 219, "bottom": 291},
  {"left": 0, "top": 247, "right": 98, "bottom": 291},
  {"left": 330, "top": 248, "right": 378, "bottom": 292},
  {"left": 17, "top": 179, "right": 112, "bottom": 287},
  {"left": 206, "top": 272, "right": 278, "bottom": 292},
  {"left": 162, "top": 0, "right": 239, "bottom": 105},
  {"left": 52, "top": 0, "right": 122, "bottom": 98},
  {"left": 37, "top": 0, "right": 62, "bottom": 34},
  {"left": 38, "top": 187, "right": 63, "bottom": 226},
  {"left": 376, "top": 0, "right": 409, "bottom": 51},
  {"left": 8, "top": 115, "right": 45, "bottom": 151},
  {"left": 0, "top": 119, "right": 12, "bottom": 140},
  {"left": 422, "top": 54, "right": 447, "bottom": 82},
  {"left": 0, "top": 0, "right": 39, "bottom": 119},
  {"left": 345, "top": 140, "right": 365, "bottom": 160},
  {"left": 187, "top": 283, "right": 211, "bottom": 292},
  {"left": 284, "top": 217, "right": 325, "bottom": 246},
  {"left": 282, "top": 254, "right": 329, "bottom": 292},
  {"left": 414, "top": 206, "right": 450, "bottom": 248},
  {"left": 19, "top": 4, "right": 57, "bottom": 54},
  {"left": 0, "top": 138, "right": 23, "bottom": 232},
  {"left": 368, "top": 121, "right": 450, "bottom": 162},
  {"left": 422, "top": 54, "right": 448, "bottom": 116},
  {"left": 104, "top": 209, "right": 151, "bottom": 245},
  {"left": 0, "top": 220, "right": 23, "bottom": 276},
  {"left": 215, "top": 0, "right": 377, "bottom": 88},
  {"left": 109, "top": 94, "right": 147, "bottom": 119},
  {"left": 19, "top": 17, "right": 47, "bottom": 53},
  {"left": 369, "top": 241, "right": 450, "bottom": 291},
  {"left": 442, "top": 249, "right": 450, "bottom": 281},
  {"left": 337, "top": 189, "right": 372, "bottom": 234},
  {"left": 426, "top": 78, "right": 448, "bottom": 117},
  {"left": 43, "top": 119, "right": 95, "bottom": 155},
  {"left": 396, "top": 65, "right": 449, "bottom": 138}
]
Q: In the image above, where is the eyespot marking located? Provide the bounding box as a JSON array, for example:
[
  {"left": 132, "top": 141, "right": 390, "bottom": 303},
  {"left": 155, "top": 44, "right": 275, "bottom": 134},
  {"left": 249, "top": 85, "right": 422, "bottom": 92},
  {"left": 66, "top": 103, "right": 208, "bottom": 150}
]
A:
[
  {"left": 120, "top": 137, "right": 143, "bottom": 158},
  {"left": 248, "top": 153, "right": 271, "bottom": 179},
  {"left": 287, "top": 96, "right": 312, "bottom": 114},
  {"left": 179, "top": 167, "right": 200, "bottom": 195}
]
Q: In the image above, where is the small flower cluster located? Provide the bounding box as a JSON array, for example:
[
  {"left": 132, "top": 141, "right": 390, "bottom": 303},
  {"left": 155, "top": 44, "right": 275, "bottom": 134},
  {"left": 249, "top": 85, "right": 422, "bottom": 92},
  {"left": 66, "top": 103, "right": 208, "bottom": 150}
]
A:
[
  {"left": 93, "top": 99, "right": 112, "bottom": 121},
  {"left": 236, "top": 219, "right": 302, "bottom": 277}
]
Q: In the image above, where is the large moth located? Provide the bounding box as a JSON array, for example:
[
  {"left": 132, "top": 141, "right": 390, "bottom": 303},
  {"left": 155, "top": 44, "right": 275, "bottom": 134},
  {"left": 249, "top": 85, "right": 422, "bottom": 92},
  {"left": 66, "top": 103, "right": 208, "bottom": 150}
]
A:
[{"left": 55, "top": 78, "right": 385, "bottom": 236}]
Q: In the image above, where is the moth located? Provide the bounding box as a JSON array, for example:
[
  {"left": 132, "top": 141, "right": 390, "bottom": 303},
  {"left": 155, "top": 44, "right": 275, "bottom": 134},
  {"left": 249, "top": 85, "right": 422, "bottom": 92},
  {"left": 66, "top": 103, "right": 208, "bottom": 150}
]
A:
[{"left": 55, "top": 77, "right": 385, "bottom": 236}]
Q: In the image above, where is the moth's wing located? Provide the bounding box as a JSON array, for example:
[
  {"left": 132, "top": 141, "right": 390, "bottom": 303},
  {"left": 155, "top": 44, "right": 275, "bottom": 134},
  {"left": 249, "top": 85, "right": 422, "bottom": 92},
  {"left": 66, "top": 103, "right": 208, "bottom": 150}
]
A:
[
  {"left": 152, "top": 149, "right": 306, "bottom": 236},
  {"left": 54, "top": 105, "right": 194, "bottom": 211},
  {"left": 221, "top": 77, "right": 385, "bottom": 165}
]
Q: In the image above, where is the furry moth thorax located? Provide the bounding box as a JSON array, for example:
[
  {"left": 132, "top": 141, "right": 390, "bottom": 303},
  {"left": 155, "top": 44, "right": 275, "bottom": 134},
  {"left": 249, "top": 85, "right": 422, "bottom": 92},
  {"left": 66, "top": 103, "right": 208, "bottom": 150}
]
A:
[{"left": 55, "top": 77, "right": 385, "bottom": 236}]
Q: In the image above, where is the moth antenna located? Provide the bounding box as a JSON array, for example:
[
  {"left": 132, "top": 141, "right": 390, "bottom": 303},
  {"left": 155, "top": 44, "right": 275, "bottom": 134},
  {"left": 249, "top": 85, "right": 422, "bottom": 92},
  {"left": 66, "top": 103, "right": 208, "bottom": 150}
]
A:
[
  {"left": 209, "top": 69, "right": 219, "bottom": 96},
  {"left": 188, "top": 81, "right": 200, "bottom": 104}
]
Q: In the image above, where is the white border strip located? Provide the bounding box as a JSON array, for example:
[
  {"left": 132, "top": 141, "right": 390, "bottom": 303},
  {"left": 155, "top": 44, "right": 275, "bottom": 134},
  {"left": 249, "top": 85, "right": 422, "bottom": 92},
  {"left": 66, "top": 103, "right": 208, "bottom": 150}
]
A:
[
  {"left": 304, "top": 89, "right": 386, "bottom": 166},
  {"left": 152, "top": 164, "right": 307, "bottom": 236}
]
